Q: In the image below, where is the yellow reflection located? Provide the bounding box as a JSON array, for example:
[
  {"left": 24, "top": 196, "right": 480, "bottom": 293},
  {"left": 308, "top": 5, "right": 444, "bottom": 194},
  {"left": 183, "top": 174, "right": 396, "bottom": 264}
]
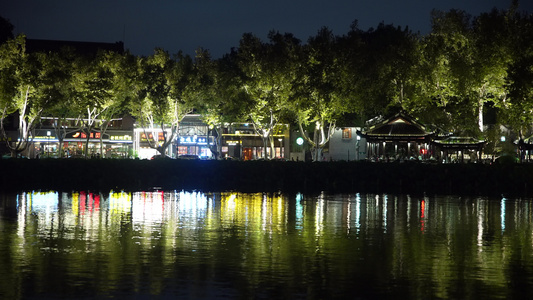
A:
[
  {"left": 109, "top": 190, "right": 132, "bottom": 215},
  {"left": 219, "top": 192, "right": 288, "bottom": 234}
]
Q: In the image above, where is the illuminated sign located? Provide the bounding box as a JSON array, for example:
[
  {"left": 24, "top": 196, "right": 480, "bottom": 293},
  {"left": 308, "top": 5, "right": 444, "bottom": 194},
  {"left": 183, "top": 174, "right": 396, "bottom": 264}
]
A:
[
  {"left": 179, "top": 135, "right": 208, "bottom": 144},
  {"left": 141, "top": 132, "right": 165, "bottom": 142},
  {"left": 296, "top": 137, "right": 304, "bottom": 146},
  {"left": 71, "top": 132, "right": 102, "bottom": 139},
  {"left": 110, "top": 135, "right": 132, "bottom": 141}
]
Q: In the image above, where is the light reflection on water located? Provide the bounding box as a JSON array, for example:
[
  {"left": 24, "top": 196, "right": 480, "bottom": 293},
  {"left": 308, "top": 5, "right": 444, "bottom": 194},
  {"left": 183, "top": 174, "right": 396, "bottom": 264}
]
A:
[{"left": 1, "top": 191, "right": 533, "bottom": 299}]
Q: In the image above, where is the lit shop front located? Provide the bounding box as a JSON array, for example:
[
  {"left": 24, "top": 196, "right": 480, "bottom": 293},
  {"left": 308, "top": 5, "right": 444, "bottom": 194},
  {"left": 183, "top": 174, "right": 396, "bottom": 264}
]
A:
[
  {"left": 133, "top": 128, "right": 176, "bottom": 159},
  {"left": 221, "top": 125, "right": 288, "bottom": 160},
  {"left": 176, "top": 135, "right": 213, "bottom": 158},
  {"left": 29, "top": 130, "right": 133, "bottom": 158}
]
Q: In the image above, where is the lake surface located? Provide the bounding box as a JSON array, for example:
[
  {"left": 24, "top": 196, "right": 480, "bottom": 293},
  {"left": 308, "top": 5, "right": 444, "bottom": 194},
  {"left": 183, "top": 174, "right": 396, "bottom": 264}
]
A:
[{"left": 1, "top": 191, "right": 533, "bottom": 299}]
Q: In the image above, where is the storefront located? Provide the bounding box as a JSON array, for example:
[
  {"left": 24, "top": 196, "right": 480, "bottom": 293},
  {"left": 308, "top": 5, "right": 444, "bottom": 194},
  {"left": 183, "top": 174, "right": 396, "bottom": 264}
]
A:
[
  {"left": 221, "top": 123, "right": 289, "bottom": 160},
  {"left": 176, "top": 135, "right": 213, "bottom": 158},
  {"left": 133, "top": 128, "right": 176, "bottom": 159},
  {"left": 177, "top": 115, "right": 213, "bottom": 158},
  {"left": 28, "top": 129, "right": 133, "bottom": 158}
]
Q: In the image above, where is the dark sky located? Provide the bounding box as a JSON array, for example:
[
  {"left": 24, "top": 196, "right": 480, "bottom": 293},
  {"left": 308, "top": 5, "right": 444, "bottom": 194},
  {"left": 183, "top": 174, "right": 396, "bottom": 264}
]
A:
[{"left": 2, "top": 0, "right": 532, "bottom": 58}]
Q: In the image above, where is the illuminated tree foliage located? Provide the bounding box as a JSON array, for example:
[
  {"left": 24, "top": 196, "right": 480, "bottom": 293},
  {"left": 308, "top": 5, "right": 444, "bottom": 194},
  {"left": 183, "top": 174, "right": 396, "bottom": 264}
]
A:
[
  {"left": 0, "top": 5, "right": 532, "bottom": 159},
  {"left": 194, "top": 48, "right": 248, "bottom": 159},
  {"left": 291, "top": 27, "right": 346, "bottom": 161},
  {"left": 233, "top": 32, "right": 300, "bottom": 159},
  {"left": 41, "top": 48, "right": 83, "bottom": 158},
  {"left": 0, "top": 35, "right": 61, "bottom": 157},
  {"left": 502, "top": 9, "right": 533, "bottom": 136},
  {"left": 71, "top": 50, "right": 122, "bottom": 158},
  {"left": 128, "top": 49, "right": 194, "bottom": 157},
  {"left": 421, "top": 8, "right": 514, "bottom": 136},
  {"left": 360, "top": 23, "right": 422, "bottom": 117}
]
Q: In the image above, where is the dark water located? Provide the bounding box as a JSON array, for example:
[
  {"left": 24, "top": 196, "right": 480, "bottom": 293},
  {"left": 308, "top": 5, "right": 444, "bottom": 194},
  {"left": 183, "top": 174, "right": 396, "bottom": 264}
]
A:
[{"left": 1, "top": 191, "right": 533, "bottom": 299}]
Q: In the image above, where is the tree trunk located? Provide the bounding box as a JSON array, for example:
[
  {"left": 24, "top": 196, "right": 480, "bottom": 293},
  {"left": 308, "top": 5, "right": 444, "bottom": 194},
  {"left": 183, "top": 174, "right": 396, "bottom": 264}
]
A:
[{"left": 478, "top": 97, "right": 484, "bottom": 133}]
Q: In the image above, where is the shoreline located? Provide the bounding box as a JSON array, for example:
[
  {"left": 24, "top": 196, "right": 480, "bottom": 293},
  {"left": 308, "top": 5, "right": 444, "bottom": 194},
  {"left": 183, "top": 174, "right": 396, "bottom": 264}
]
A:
[{"left": 0, "top": 159, "right": 529, "bottom": 197}]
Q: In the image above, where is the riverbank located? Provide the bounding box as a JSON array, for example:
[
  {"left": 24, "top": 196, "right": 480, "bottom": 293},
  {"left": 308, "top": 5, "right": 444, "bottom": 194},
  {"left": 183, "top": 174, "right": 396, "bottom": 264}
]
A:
[{"left": 0, "top": 158, "right": 530, "bottom": 196}]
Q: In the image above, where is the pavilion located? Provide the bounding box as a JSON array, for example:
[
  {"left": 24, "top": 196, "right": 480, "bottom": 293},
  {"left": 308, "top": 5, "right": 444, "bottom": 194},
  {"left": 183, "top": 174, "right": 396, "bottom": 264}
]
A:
[
  {"left": 431, "top": 136, "right": 486, "bottom": 163},
  {"left": 356, "top": 113, "right": 435, "bottom": 161}
]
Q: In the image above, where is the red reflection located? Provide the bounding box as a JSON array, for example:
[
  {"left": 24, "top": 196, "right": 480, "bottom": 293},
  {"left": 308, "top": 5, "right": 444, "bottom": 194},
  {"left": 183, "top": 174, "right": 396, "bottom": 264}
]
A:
[
  {"left": 420, "top": 200, "right": 425, "bottom": 232},
  {"left": 80, "top": 191, "right": 86, "bottom": 215},
  {"left": 79, "top": 191, "right": 101, "bottom": 215}
]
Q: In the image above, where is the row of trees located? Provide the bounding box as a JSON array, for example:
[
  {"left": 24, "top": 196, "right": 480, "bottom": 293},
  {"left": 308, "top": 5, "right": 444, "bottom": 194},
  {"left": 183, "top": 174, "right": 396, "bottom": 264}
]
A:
[{"left": 1, "top": 5, "right": 532, "bottom": 159}]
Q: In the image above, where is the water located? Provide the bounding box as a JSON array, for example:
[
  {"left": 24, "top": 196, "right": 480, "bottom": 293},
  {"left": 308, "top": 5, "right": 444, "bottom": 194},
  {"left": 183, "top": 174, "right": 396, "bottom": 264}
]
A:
[{"left": 1, "top": 191, "right": 533, "bottom": 299}]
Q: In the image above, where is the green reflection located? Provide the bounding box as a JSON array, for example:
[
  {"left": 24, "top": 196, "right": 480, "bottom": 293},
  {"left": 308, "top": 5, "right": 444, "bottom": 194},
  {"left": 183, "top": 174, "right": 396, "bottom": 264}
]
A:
[{"left": 1, "top": 192, "right": 533, "bottom": 299}]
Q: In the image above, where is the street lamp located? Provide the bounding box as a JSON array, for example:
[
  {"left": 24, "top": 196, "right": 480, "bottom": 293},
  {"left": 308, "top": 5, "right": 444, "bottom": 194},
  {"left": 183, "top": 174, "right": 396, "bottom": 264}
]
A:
[
  {"left": 356, "top": 135, "right": 361, "bottom": 161},
  {"left": 278, "top": 138, "right": 283, "bottom": 158},
  {"left": 46, "top": 131, "right": 51, "bottom": 158}
]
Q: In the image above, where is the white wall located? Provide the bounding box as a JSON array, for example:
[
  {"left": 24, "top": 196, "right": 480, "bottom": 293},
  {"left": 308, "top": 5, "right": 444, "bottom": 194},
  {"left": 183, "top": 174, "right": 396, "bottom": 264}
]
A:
[{"left": 327, "top": 127, "right": 366, "bottom": 161}]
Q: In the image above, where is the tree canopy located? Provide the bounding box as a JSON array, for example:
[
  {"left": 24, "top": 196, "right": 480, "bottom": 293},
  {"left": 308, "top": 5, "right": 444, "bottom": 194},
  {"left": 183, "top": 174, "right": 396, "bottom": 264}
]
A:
[{"left": 0, "top": 5, "right": 532, "bottom": 159}]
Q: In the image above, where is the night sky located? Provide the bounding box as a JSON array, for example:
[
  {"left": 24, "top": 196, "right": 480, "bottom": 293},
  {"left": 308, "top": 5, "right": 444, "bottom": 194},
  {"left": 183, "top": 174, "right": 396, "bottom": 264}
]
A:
[{"left": 2, "top": 0, "right": 532, "bottom": 58}]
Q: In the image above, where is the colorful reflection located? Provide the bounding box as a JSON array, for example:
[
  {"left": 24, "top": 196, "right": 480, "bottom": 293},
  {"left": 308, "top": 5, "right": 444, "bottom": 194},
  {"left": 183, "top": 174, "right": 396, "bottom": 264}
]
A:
[{"left": 2, "top": 192, "right": 533, "bottom": 299}]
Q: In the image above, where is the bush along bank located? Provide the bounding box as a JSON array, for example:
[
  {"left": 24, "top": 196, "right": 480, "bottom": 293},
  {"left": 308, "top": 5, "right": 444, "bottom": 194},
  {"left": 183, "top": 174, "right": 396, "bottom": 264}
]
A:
[{"left": 0, "top": 158, "right": 531, "bottom": 197}]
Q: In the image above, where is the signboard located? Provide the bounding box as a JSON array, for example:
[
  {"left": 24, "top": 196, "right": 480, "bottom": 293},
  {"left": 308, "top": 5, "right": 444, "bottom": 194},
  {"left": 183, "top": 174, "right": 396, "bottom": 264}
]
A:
[
  {"left": 179, "top": 136, "right": 209, "bottom": 145},
  {"left": 67, "top": 131, "right": 105, "bottom": 139},
  {"left": 140, "top": 132, "right": 166, "bottom": 142}
]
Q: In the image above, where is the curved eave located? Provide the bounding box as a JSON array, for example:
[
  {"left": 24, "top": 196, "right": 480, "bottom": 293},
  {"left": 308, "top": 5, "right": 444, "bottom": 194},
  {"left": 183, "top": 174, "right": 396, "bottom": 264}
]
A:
[
  {"left": 357, "top": 130, "right": 435, "bottom": 142},
  {"left": 432, "top": 140, "right": 486, "bottom": 150}
]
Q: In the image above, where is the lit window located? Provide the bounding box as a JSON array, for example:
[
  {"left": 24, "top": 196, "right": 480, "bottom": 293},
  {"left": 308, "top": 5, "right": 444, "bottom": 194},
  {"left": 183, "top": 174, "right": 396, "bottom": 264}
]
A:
[{"left": 342, "top": 129, "right": 352, "bottom": 139}]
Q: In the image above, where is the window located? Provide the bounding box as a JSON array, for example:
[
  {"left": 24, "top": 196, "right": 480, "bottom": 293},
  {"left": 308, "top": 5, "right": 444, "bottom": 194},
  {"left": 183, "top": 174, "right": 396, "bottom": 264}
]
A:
[{"left": 342, "top": 128, "right": 352, "bottom": 139}]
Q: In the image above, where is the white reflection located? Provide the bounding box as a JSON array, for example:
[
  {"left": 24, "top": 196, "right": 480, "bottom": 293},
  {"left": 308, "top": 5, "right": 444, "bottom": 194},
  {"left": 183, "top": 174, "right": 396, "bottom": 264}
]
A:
[
  {"left": 315, "top": 193, "right": 325, "bottom": 236},
  {"left": 30, "top": 191, "right": 59, "bottom": 213},
  {"left": 132, "top": 191, "right": 165, "bottom": 226},
  {"left": 262, "top": 193, "right": 268, "bottom": 231},
  {"left": 178, "top": 191, "right": 208, "bottom": 217},
  {"left": 354, "top": 193, "right": 361, "bottom": 233},
  {"left": 383, "top": 194, "right": 388, "bottom": 232},
  {"left": 295, "top": 193, "right": 303, "bottom": 230},
  {"left": 501, "top": 197, "right": 506, "bottom": 232},
  {"left": 406, "top": 195, "right": 411, "bottom": 229},
  {"left": 477, "top": 199, "right": 484, "bottom": 248}
]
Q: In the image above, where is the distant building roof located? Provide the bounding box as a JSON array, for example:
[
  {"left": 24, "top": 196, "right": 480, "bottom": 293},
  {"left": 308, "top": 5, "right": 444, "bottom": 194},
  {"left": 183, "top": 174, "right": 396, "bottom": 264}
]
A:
[
  {"left": 357, "top": 112, "right": 434, "bottom": 142},
  {"left": 432, "top": 137, "right": 486, "bottom": 150},
  {"left": 26, "top": 39, "right": 124, "bottom": 56}
]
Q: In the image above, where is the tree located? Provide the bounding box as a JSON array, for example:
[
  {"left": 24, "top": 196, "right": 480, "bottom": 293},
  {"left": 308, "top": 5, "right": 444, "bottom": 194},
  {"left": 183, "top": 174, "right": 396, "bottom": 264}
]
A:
[
  {"left": 193, "top": 48, "right": 247, "bottom": 159},
  {"left": 358, "top": 23, "right": 423, "bottom": 118},
  {"left": 128, "top": 49, "right": 194, "bottom": 157},
  {"left": 0, "top": 35, "right": 59, "bottom": 157},
  {"left": 291, "top": 27, "right": 345, "bottom": 161},
  {"left": 71, "top": 50, "right": 119, "bottom": 158},
  {"left": 233, "top": 32, "right": 301, "bottom": 159},
  {"left": 423, "top": 9, "right": 511, "bottom": 136},
  {"left": 40, "top": 48, "right": 82, "bottom": 158},
  {"left": 501, "top": 8, "right": 533, "bottom": 137}
]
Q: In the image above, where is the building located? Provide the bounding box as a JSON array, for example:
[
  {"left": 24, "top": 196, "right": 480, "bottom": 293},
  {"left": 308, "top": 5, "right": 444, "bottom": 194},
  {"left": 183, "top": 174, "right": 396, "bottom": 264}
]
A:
[
  {"left": 326, "top": 127, "right": 367, "bottom": 161},
  {"left": 29, "top": 115, "right": 134, "bottom": 158},
  {"left": 357, "top": 113, "right": 435, "bottom": 161},
  {"left": 176, "top": 114, "right": 213, "bottom": 158},
  {"left": 220, "top": 123, "right": 289, "bottom": 160}
]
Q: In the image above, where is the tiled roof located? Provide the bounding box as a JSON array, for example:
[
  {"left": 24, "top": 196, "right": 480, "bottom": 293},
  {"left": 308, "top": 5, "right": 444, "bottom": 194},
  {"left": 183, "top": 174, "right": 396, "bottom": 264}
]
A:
[{"left": 364, "top": 113, "right": 431, "bottom": 137}]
